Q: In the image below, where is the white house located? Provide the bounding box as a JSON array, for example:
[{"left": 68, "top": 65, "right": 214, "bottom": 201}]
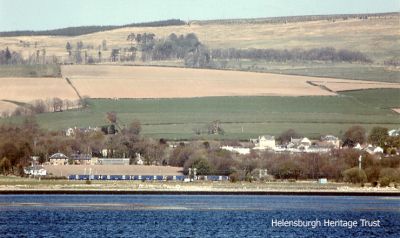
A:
[
  {"left": 300, "top": 137, "right": 312, "bottom": 146},
  {"left": 364, "top": 145, "right": 384, "bottom": 154},
  {"left": 24, "top": 166, "right": 47, "bottom": 176},
  {"left": 254, "top": 135, "right": 276, "bottom": 150},
  {"left": 135, "top": 153, "right": 144, "bottom": 165},
  {"left": 221, "top": 146, "right": 250, "bottom": 155},
  {"left": 389, "top": 129, "right": 400, "bottom": 137},
  {"left": 354, "top": 143, "right": 363, "bottom": 150}
]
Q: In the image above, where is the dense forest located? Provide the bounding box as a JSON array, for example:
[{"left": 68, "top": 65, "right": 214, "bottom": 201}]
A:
[{"left": 0, "top": 19, "right": 186, "bottom": 37}]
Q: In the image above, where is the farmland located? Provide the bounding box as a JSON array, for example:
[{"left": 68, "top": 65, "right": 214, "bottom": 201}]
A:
[
  {"left": 2, "top": 88, "right": 398, "bottom": 140},
  {"left": 0, "top": 13, "right": 398, "bottom": 140},
  {"left": 0, "top": 76, "right": 78, "bottom": 103},
  {"left": 61, "top": 65, "right": 400, "bottom": 98}
]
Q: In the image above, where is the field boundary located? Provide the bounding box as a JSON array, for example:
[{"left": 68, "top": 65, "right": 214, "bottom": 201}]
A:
[{"left": 64, "top": 77, "right": 83, "bottom": 101}]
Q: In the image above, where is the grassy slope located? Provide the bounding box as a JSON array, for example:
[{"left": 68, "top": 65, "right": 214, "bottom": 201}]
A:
[
  {"left": 0, "top": 14, "right": 398, "bottom": 82},
  {"left": 223, "top": 61, "right": 400, "bottom": 83},
  {"left": 3, "top": 89, "right": 398, "bottom": 140}
]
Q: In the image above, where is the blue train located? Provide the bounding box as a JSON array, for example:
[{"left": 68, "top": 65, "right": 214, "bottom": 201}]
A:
[{"left": 68, "top": 174, "right": 229, "bottom": 181}]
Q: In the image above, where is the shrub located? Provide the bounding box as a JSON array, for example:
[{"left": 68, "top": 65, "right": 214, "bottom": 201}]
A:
[
  {"left": 229, "top": 172, "right": 239, "bottom": 183},
  {"left": 365, "top": 167, "right": 380, "bottom": 183},
  {"left": 342, "top": 167, "right": 367, "bottom": 184},
  {"left": 379, "top": 168, "right": 400, "bottom": 184},
  {"left": 379, "top": 177, "right": 391, "bottom": 187}
]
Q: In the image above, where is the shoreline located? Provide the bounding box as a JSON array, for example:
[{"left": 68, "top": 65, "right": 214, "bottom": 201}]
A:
[{"left": 1, "top": 189, "right": 399, "bottom": 196}]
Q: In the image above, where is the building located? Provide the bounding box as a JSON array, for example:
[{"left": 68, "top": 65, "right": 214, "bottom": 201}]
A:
[
  {"left": 135, "top": 153, "right": 144, "bottom": 165},
  {"left": 389, "top": 129, "right": 400, "bottom": 137},
  {"left": 65, "top": 126, "right": 100, "bottom": 137},
  {"left": 364, "top": 145, "right": 384, "bottom": 154},
  {"left": 254, "top": 135, "right": 276, "bottom": 150},
  {"left": 49, "top": 153, "right": 68, "bottom": 165},
  {"left": 70, "top": 154, "right": 92, "bottom": 165},
  {"left": 24, "top": 165, "right": 47, "bottom": 176},
  {"left": 321, "top": 135, "right": 340, "bottom": 148},
  {"left": 98, "top": 158, "right": 130, "bottom": 165},
  {"left": 221, "top": 146, "right": 250, "bottom": 155}
]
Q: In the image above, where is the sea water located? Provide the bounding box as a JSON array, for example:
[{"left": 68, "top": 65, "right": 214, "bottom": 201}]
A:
[{"left": 0, "top": 195, "right": 399, "bottom": 237}]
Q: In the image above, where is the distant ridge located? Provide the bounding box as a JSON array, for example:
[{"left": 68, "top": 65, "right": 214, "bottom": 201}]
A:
[
  {"left": 190, "top": 12, "right": 398, "bottom": 25},
  {"left": 0, "top": 12, "right": 397, "bottom": 37},
  {"left": 0, "top": 19, "right": 186, "bottom": 37}
]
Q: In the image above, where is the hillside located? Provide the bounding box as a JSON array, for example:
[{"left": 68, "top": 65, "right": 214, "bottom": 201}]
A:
[
  {"left": 0, "top": 13, "right": 398, "bottom": 63},
  {"left": 0, "top": 13, "right": 399, "bottom": 139},
  {"left": 1, "top": 12, "right": 398, "bottom": 83}
]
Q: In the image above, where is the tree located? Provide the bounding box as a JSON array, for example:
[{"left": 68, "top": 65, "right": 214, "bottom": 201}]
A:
[
  {"left": 66, "top": 42, "right": 72, "bottom": 52},
  {"left": 76, "top": 41, "right": 84, "bottom": 50},
  {"left": 342, "top": 125, "right": 366, "bottom": 147},
  {"left": 106, "top": 112, "right": 117, "bottom": 124},
  {"left": 278, "top": 129, "right": 300, "bottom": 144},
  {"left": 342, "top": 167, "right": 367, "bottom": 184},
  {"left": 111, "top": 49, "right": 119, "bottom": 62},
  {"left": 126, "top": 120, "right": 141, "bottom": 136},
  {"left": 52, "top": 97, "right": 63, "bottom": 112},
  {"left": 184, "top": 158, "right": 214, "bottom": 175},
  {"left": 0, "top": 157, "right": 12, "bottom": 175},
  {"left": 368, "top": 127, "right": 388, "bottom": 147},
  {"left": 127, "top": 33, "right": 136, "bottom": 46},
  {"left": 207, "top": 120, "right": 224, "bottom": 135},
  {"left": 4, "top": 47, "right": 11, "bottom": 63},
  {"left": 102, "top": 40, "right": 107, "bottom": 51}
]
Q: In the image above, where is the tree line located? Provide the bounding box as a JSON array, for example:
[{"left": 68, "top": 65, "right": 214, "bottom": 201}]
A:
[
  {"left": 0, "top": 47, "right": 24, "bottom": 64},
  {"left": 195, "top": 12, "right": 394, "bottom": 26},
  {"left": 0, "top": 19, "right": 186, "bottom": 37},
  {"left": 1, "top": 97, "right": 89, "bottom": 118},
  {"left": 210, "top": 47, "right": 372, "bottom": 63}
]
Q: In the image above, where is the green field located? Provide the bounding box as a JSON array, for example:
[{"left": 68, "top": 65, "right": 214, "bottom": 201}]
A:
[
  {"left": 0, "top": 64, "right": 61, "bottom": 77},
  {"left": 2, "top": 88, "right": 399, "bottom": 140},
  {"left": 233, "top": 61, "right": 400, "bottom": 83}
]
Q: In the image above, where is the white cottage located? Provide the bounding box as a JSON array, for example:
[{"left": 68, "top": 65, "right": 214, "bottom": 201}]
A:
[
  {"left": 254, "top": 135, "right": 276, "bottom": 150},
  {"left": 24, "top": 166, "right": 47, "bottom": 176}
]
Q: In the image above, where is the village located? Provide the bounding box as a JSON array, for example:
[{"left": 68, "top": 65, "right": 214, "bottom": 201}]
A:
[{"left": 21, "top": 124, "right": 400, "bottom": 186}]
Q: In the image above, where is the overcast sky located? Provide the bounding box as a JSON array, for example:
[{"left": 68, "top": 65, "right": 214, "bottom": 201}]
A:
[{"left": 0, "top": 0, "right": 398, "bottom": 31}]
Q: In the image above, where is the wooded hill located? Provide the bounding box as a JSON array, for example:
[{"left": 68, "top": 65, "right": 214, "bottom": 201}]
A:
[{"left": 0, "top": 19, "right": 186, "bottom": 37}]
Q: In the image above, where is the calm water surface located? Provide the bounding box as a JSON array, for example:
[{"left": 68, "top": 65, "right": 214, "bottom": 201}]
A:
[{"left": 0, "top": 195, "right": 399, "bottom": 237}]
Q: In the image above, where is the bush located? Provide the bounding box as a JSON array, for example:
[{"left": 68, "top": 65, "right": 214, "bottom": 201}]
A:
[
  {"left": 342, "top": 167, "right": 367, "bottom": 184},
  {"left": 379, "top": 177, "right": 391, "bottom": 187},
  {"left": 379, "top": 168, "right": 400, "bottom": 184},
  {"left": 229, "top": 172, "right": 239, "bottom": 183},
  {"left": 365, "top": 167, "right": 380, "bottom": 183}
]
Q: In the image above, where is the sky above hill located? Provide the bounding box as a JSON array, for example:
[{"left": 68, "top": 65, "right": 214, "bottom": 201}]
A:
[{"left": 0, "top": 0, "right": 399, "bottom": 31}]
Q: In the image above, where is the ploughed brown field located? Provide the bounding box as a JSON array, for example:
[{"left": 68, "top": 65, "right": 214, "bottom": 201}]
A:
[
  {"left": 62, "top": 65, "right": 400, "bottom": 98},
  {"left": 44, "top": 165, "right": 183, "bottom": 176},
  {"left": 0, "top": 77, "right": 78, "bottom": 102}
]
